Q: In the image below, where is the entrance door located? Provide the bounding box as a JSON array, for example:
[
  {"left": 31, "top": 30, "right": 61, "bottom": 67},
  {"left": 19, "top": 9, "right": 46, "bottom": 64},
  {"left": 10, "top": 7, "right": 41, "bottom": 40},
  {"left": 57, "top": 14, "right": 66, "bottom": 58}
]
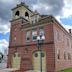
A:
[
  {"left": 12, "top": 52, "right": 21, "bottom": 68},
  {"left": 33, "top": 51, "right": 46, "bottom": 72}
]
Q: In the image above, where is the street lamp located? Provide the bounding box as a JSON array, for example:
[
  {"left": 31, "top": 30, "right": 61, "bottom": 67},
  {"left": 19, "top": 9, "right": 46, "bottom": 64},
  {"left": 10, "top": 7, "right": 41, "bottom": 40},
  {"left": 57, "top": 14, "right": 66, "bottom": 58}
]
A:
[{"left": 37, "top": 35, "right": 45, "bottom": 72}]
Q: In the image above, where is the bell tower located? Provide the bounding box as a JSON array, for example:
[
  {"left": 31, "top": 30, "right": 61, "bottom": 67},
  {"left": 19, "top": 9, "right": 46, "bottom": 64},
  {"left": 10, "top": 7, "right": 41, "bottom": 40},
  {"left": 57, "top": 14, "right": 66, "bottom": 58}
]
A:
[
  {"left": 12, "top": 2, "right": 33, "bottom": 21},
  {"left": 8, "top": 2, "right": 34, "bottom": 69},
  {"left": 8, "top": 2, "right": 41, "bottom": 72}
]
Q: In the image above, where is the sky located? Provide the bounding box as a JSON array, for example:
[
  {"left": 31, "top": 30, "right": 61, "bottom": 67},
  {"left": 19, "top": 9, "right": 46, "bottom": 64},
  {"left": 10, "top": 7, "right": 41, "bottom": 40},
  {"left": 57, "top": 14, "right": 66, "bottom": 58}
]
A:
[{"left": 0, "top": 0, "right": 72, "bottom": 55}]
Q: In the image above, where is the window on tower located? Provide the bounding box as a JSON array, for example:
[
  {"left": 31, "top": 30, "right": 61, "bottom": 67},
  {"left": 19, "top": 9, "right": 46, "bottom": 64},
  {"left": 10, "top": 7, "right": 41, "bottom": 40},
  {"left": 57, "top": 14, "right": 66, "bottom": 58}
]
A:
[
  {"left": 14, "top": 37, "right": 16, "bottom": 45},
  {"left": 15, "top": 11, "right": 20, "bottom": 18},
  {"left": 25, "top": 12, "right": 29, "bottom": 20},
  {"left": 26, "top": 31, "right": 30, "bottom": 42},
  {"left": 15, "top": 11, "right": 20, "bottom": 16}
]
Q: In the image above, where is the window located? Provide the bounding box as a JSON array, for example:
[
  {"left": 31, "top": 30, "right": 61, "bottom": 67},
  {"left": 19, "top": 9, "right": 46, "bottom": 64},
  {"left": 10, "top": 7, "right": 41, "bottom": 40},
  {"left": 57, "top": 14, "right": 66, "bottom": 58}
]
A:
[
  {"left": 31, "top": 15, "right": 38, "bottom": 24},
  {"left": 32, "top": 30, "right": 37, "bottom": 41},
  {"left": 57, "top": 49, "right": 60, "bottom": 59},
  {"left": 14, "top": 28, "right": 17, "bottom": 36},
  {"left": 25, "top": 12, "right": 29, "bottom": 17},
  {"left": 25, "top": 12, "right": 29, "bottom": 20},
  {"left": 15, "top": 28, "right": 17, "bottom": 32},
  {"left": 26, "top": 31, "right": 30, "bottom": 42},
  {"left": 14, "top": 37, "right": 16, "bottom": 45},
  {"left": 15, "top": 11, "right": 20, "bottom": 16},
  {"left": 13, "top": 52, "right": 20, "bottom": 57},
  {"left": 71, "top": 44, "right": 72, "bottom": 48},
  {"left": 57, "top": 30, "right": 60, "bottom": 40},
  {"left": 39, "top": 27, "right": 45, "bottom": 37},
  {"left": 41, "top": 52, "right": 45, "bottom": 57},
  {"left": 55, "top": 29, "right": 61, "bottom": 41},
  {"left": 32, "top": 20, "right": 33, "bottom": 24},
  {"left": 31, "top": 16, "right": 35, "bottom": 24},
  {"left": 35, "top": 53, "right": 38, "bottom": 57},
  {"left": 68, "top": 53, "right": 71, "bottom": 60},
  {"left": 35, "top": 15, "right": 37, "bottom": 23},
  {"left": 64, "top": 52, "right": 66, "bottom": 60},
  {"left": 67, "top": 38, "right": 69, "bottom": 47},
  {"left": 13, "top": 53, "right": 16, "bottom": 57}
]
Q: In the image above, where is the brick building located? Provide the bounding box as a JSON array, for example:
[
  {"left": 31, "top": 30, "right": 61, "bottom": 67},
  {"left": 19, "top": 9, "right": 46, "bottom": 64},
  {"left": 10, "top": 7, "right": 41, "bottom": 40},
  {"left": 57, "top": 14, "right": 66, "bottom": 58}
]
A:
[{"left": 7, "top": 2, "right": 72, "bottom": 72}]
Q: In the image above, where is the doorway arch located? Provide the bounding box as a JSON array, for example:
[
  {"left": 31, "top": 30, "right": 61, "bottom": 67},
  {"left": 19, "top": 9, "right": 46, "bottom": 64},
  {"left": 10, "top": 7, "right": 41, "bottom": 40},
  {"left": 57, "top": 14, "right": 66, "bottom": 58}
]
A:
[
  {"left": 32, "top": 51, "right": 46, "bottom": 72},
  {"left": 12, "top": 52, "right": 21, "bottom": 68}
]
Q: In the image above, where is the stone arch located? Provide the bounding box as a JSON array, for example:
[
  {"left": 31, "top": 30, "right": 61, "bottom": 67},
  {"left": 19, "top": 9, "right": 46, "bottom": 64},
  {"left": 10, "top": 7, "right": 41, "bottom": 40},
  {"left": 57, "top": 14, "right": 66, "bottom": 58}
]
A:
[
  {"left": 12, "top": 52, "right": 21, "bottom": 68},
  {"left": 25, "top": 12, "right": 29, "bottom": 19},
  {"left": 32, "top": 50, "right": 46, "bottom": 72},
  {"left": 15, "top": 11, "right": 20, "bottom": 16}
]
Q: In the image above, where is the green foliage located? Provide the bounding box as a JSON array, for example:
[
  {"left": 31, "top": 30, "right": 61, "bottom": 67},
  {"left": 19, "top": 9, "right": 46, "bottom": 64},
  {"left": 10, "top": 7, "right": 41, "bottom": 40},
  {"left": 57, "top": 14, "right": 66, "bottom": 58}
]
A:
[{"left": 58, "top": 68, "right": 72, "bottom": 72}]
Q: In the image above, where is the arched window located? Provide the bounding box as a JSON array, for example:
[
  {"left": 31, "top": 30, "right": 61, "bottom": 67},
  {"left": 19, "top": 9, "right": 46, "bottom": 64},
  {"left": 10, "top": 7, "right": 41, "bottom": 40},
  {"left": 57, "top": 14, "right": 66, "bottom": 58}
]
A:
[
  {"left": 25, "top": 12, "right": 29, "bottom": 19},
  {"left": 64, "top": 52, "right": 66, "bottom": 60},
  {"left": 68, "top": 53, "right": 71, "bottom": 60},
  {"left": 25, "top": 12, "right": 29, "bottom": 17},
  {"left": 34, "top": 53, "right": 38, "bottom": 57},
  {"left": 15, "top": 11, "right": 20, "bottom": 16},
  {"left": 57, "top": 49, "right": 60, "bottom": 59}
]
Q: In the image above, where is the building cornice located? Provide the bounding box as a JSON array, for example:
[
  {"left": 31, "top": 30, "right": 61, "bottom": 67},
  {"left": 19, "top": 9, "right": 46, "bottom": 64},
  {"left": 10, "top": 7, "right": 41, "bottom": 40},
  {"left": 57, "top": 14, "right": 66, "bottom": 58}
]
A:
[{"left": 21, "top": 16, "right": 53, "bottom": 30}]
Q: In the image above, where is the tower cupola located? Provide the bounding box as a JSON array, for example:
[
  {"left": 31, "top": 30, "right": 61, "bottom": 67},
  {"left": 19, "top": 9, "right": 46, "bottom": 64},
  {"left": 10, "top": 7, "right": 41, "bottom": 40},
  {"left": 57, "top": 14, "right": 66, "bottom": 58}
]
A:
[{"left": 11, "top": 2, "right": 33, "bottom": 21}]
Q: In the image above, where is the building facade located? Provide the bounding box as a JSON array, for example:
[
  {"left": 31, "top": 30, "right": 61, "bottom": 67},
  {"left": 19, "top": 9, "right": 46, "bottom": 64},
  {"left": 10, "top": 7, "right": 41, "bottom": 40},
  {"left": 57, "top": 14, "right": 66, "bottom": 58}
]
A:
[{"left": 7, "top": 2, "right": 72, "bottom": 72}]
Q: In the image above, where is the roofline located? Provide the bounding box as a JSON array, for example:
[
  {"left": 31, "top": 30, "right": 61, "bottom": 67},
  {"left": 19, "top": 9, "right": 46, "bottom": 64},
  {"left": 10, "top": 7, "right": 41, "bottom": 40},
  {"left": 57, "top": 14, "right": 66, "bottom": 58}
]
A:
[
  {"left": 11, "top": 3, "right": 33, "bottom": 13},
  {"left": 51, "top": 16, "right": 72, "bottom": 37}
]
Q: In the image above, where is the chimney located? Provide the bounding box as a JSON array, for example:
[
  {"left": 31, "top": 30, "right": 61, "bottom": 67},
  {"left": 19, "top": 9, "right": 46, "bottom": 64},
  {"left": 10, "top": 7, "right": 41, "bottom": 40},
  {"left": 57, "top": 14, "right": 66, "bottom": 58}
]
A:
[{"left": 69, "top": 29, "right": 72, "bottom": 33}]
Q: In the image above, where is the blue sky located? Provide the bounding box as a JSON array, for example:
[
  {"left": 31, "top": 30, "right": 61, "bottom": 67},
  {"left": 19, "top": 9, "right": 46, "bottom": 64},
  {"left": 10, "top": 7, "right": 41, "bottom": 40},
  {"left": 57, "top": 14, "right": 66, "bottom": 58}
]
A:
[
  {"left": 60, "top": 16, "right": 72, "bottom": 25},
  {"left": 0, "top": 0, "right": 72, "bottom": 54}
]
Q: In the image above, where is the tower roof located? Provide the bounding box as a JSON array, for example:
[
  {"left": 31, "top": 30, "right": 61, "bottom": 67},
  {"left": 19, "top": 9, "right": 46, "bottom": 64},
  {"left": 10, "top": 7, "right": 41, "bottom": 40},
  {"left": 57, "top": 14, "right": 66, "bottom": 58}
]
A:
[{"left": 12, "top": 2, "right": 33, "bottom": 13}]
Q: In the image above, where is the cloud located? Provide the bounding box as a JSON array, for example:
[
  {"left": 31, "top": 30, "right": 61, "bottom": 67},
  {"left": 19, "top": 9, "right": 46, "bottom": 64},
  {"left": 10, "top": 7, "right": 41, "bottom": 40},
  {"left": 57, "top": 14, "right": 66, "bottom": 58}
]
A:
[
  {"left": 0, "top": 0, "right": 20, "bottom": 22},
  {"left": 32, "top": 0, "right": 64, "bottom": 15},
  {"left": 0, "top": 0, "right": 72, "bottom": 34},
  {"left": 0, "top": 0, "right": 65, "bottom": 34},
  {"left": 0, "top": 39, "right": 8, "bottom": 55},
  {"left": 0, "top": 0, "right": 17, "bottom": 34},
  {"left": 0, "top": 0, "right": 64, "bottom": 21},
  {"left": 0, "top": 18, "right": 10, "bottom": 34},
  {"left": 58, "top": 0, "right": 72, "bottom": 18}
]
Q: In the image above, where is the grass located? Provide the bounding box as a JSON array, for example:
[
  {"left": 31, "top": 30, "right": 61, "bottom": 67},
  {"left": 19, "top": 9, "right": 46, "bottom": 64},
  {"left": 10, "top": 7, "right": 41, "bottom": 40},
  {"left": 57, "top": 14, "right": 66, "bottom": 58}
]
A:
[{"left": 57, "top": 68, "right": 72, "bottom": 72}]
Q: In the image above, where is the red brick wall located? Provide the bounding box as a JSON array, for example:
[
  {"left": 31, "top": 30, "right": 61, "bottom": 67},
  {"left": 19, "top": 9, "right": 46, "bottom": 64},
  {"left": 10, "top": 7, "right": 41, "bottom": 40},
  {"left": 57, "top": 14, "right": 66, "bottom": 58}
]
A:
[
  {"left": 8, "top": 19, "right": 56, "bottom": 72},
  {"left": 53, "top": 23, "right": 72, "bottom": 71},
  {"left": 8, "top": 18, "right": 72, "bottom": 72}
]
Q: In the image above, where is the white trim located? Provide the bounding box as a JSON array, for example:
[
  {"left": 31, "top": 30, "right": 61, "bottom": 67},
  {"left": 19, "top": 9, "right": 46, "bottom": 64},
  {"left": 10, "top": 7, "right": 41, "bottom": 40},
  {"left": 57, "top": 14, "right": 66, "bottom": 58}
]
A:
[{"left": 0, "top": 68, "right": 19, "bottom": 72}]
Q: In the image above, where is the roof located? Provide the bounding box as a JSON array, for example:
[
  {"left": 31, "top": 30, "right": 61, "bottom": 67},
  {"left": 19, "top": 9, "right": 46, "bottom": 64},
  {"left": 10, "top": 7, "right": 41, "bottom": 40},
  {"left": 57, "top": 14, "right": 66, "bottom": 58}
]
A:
[{"left": 12, "top": 2, "right": 33, "bottom": 13}]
